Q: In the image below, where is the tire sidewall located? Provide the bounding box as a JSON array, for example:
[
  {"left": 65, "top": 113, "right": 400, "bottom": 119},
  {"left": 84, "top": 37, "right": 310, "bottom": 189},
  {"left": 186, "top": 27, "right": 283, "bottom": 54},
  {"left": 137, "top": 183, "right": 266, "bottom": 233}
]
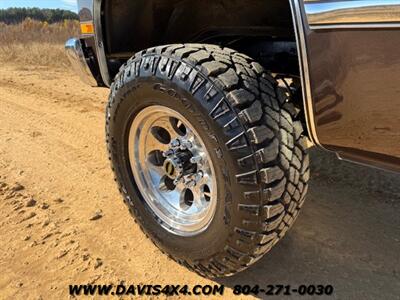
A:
[{"left": 108, "top": 76, "right": 242, "bottom": 260}]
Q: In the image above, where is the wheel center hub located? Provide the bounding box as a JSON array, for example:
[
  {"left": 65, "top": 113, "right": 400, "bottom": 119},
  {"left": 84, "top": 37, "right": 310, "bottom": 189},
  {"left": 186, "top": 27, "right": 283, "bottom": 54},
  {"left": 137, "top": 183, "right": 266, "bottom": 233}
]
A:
[
  {"left": 163, "top": 158, "right": 178, "bottom": 179},
  {"left": 163, "top": 148, "right": 196, "bottom": 180}
]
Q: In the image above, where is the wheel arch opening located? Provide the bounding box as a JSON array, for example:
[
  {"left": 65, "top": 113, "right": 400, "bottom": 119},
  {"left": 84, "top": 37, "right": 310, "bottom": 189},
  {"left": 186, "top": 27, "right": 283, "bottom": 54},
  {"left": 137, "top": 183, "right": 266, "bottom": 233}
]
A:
[
  {"left": 99, "top": 0, "right": 308, "bottom": 136},
  {"left": 102, "top": 0, "right": 299, "bottom": 75}
]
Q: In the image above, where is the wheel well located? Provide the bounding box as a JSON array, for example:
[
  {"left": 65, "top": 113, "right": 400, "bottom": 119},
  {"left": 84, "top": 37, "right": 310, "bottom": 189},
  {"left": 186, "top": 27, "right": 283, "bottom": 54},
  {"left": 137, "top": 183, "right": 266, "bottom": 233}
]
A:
[
  {"left": 100, "top": 0, "right": 305, "bottom": 134},
  {"left": 102, "top": 0, "right": 299, "bottom": 77}
]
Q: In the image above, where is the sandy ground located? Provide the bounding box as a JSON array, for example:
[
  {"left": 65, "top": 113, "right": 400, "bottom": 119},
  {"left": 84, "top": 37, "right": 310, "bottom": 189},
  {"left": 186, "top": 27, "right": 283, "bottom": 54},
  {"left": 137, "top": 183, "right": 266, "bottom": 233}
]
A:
[{"left": 0, "top": 64, "right": 399, "bottom": 299}]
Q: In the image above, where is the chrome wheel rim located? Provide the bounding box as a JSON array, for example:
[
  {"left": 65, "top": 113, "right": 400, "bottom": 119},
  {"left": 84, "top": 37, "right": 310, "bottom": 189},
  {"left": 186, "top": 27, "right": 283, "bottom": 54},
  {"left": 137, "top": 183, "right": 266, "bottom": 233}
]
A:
[{"left": 128, "top": 106, "right": 217, "bottom": 236}]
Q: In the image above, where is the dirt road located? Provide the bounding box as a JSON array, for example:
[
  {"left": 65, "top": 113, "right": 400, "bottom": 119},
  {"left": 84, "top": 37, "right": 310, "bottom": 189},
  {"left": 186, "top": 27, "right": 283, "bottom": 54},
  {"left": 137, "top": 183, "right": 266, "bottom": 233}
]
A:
[{"left": 0, "top": 64, "right": 399, "bottom": 299}]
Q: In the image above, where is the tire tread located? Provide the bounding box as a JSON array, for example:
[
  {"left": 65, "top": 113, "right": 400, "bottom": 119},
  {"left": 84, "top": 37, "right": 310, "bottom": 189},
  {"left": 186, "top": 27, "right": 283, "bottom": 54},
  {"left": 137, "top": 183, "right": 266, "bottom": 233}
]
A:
[{"left": 106, "top": 43, "right": 310, "bottom": 278}]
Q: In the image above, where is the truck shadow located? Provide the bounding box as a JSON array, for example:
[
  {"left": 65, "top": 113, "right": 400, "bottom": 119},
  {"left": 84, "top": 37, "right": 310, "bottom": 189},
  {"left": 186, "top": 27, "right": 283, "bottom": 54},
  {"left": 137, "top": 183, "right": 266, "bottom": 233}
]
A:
[{"left": 217, "top": 149, "right": 400, "bottom": 299}]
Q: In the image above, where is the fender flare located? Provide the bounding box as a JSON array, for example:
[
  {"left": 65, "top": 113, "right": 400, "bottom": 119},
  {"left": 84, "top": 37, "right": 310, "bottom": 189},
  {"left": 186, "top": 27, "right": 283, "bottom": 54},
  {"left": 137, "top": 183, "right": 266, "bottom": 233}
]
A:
[{"left": 289, "top": 0, "right": 321, "bottom": 147}]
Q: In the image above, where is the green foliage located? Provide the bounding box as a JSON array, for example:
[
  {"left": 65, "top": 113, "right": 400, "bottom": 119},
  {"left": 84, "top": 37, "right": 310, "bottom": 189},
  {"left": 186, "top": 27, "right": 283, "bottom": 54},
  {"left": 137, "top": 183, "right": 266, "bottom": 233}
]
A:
[{"left": 0, "top": 7, "right": 78, "bottom": 24}]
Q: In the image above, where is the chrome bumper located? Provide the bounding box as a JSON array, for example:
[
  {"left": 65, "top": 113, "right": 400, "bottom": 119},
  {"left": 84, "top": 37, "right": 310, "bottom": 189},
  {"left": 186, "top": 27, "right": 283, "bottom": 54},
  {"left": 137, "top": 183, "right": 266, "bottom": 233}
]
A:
[{"left": 65, "top": 38, "right": 97, "bottom": 86}]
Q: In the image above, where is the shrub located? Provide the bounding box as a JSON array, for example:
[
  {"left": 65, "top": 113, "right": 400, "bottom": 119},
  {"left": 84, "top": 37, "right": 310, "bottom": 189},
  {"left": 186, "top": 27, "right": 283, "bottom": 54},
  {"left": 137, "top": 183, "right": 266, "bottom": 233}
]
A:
[{"left": 0, "top": 19, "right": 80, "bottom": 67}]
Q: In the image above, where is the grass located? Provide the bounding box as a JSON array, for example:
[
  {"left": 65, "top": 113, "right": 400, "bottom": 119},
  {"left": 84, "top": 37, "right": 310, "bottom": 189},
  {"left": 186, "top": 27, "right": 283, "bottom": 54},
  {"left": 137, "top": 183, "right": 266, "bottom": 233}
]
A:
[{"left": 0, "top": 18, "right": 79, "bottom": 67}]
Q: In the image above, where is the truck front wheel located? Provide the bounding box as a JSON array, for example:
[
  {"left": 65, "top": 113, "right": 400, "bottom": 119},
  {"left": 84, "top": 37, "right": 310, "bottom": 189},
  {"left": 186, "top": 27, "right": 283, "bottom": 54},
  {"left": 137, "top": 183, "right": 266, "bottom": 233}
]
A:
[{"left": 106, "top": 44, "right": 310, "bottom": 277}]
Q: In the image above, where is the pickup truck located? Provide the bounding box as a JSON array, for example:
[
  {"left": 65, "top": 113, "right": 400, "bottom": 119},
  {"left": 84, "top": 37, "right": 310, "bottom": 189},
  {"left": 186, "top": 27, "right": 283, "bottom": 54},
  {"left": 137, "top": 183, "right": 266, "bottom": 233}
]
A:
[{"left": 65, "top": 0, "right": 400, "bottom": 278}]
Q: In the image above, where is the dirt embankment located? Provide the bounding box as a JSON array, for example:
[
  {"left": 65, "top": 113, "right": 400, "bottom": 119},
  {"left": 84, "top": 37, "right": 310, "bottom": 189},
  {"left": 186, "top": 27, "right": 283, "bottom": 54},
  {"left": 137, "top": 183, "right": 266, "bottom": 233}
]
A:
[{"left": 0, "top": 64, "right": 399, "bottom": 299}]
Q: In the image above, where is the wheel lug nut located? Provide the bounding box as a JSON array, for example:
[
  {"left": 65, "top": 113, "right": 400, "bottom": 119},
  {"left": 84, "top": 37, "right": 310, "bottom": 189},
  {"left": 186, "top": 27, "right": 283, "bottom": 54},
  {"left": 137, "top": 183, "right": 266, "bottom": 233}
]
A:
[
  {"left": 190, "top": 156, "right": 202, "bottom": 164},
  {"left": 194, "top": 171, "right": 203, "bottom": 181},
  {"left": 186, "top": 180, "right": 196, "bottom": 188},
  {"left": 179, "top": 140, "right": 192, "bottom": 150},
  {"left": 170, "top": 139, "right": 180, "bottom": 148},
  {"left": 163, "top": 150, "right": 173, "bottom": 157}
]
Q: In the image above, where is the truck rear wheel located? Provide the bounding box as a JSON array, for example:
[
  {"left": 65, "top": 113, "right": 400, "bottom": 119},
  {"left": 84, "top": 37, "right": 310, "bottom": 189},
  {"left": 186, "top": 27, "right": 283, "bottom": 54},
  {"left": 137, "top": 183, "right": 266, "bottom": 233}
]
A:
[{"left": 106, "top": 44, "right": 310, "bottom": 277}]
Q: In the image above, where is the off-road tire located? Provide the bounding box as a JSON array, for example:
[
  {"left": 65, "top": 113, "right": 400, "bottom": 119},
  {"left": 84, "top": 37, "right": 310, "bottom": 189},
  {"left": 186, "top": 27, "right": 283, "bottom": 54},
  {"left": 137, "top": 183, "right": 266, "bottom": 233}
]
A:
[{"left": 106, "top": 44, "right": 310, "bottom": 278}]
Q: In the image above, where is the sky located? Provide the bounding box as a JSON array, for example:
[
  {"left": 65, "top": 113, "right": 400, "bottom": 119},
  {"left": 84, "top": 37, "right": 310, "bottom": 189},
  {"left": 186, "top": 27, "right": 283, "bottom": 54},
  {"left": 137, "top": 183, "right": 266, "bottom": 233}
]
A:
[
  {"left": 0, "top": 0, "right": 78, "bottom": 12},
  {"left": 307, "top": 0, "right": 400, "bottom": 14}
]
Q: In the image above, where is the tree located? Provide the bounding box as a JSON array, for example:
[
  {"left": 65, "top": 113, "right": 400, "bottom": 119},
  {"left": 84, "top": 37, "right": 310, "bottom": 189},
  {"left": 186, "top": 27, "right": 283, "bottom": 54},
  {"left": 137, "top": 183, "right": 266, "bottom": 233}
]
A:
[{"left": 0, "top": 8, "right": 78, "bottom": 24}]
